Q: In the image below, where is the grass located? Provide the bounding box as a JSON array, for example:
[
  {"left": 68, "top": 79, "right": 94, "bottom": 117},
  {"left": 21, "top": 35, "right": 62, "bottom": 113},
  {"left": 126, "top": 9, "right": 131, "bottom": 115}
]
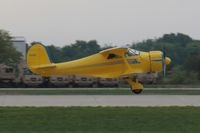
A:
[
  {"left": 0, "top": 89, "right": 200, "bottom": 95},
  {"left": 0, "top": 107, "right": 200, "bottom": 133}
]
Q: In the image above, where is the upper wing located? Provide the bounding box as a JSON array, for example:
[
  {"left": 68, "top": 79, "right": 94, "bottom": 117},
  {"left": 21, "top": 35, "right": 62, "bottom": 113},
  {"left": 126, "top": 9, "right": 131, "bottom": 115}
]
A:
[
  {"left": 35, "top": 64, "right": 56, "bottom": 70},
  {"left": 100, "top": 47, "right": 128, "bottom": 57}
]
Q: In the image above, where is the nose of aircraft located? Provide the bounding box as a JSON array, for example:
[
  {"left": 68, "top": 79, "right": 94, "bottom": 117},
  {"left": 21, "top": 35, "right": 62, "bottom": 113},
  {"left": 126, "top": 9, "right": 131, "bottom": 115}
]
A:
[
  {"left": 162, "top": 51, "right": 172, "bottom": 76},
  {"left": 149, "top": 51, "right": 171, "bottom": 73},
  {"left": 164, "top": 57, "right": 171, "bottom": 65}
]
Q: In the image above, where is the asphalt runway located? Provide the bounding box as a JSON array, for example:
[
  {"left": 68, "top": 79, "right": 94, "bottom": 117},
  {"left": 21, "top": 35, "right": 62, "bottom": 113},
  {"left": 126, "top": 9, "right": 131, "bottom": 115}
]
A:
[{"left": 0, "top": 95, "right": 200, "bottom": 107}]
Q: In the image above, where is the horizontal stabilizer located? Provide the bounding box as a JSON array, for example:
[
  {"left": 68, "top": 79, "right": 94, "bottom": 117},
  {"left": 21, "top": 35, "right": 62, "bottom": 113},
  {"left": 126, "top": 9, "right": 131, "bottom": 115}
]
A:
[{"left": 35, "top": 64, "right": 56, "bottom": 70}]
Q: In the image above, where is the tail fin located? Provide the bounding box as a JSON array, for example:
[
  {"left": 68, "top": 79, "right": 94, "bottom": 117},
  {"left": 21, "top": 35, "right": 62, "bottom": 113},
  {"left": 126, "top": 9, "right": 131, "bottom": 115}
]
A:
[{"left": 27, "top": 43, "right": 55, "bottom": 75}]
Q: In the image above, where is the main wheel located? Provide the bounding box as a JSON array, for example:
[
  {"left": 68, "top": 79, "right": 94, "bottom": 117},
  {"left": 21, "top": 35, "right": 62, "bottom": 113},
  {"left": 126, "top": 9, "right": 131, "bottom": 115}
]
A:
[{"left": 131, "top": 89, "right": 143, "bottom": 94}]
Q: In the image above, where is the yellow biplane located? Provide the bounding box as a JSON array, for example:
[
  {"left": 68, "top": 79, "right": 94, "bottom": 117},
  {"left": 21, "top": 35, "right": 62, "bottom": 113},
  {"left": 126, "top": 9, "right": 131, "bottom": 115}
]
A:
[{"left": 27, "top": 43, "right": 171, "bottom": 94}]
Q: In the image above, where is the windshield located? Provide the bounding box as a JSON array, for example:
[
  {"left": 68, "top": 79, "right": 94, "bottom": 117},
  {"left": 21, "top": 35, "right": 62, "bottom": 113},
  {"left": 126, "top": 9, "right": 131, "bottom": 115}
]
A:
[{"left": 126, "top": 48, "right": 140, "bottom": 56}]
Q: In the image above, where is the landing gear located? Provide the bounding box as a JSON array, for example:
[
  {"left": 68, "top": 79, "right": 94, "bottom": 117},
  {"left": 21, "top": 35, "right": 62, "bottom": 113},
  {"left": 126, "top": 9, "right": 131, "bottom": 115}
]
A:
[
  {"left": 131, "top": 88, "right": 143, "bottom": 94},
  {"left": 127, "top": 79, "right": 144, "bottom": 94}
]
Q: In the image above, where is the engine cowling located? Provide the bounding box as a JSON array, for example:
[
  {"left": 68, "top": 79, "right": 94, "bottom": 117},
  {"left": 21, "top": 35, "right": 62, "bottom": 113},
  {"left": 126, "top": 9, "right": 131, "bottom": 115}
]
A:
[{"left": 149, "top": 51, "right": 163, "bottom": 73}]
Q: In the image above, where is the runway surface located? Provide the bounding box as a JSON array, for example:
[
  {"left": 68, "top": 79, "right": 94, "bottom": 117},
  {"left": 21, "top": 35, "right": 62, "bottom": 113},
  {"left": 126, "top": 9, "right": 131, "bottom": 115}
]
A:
[{"left": 0, "top": 95, "right": 200, "bottom": 107}]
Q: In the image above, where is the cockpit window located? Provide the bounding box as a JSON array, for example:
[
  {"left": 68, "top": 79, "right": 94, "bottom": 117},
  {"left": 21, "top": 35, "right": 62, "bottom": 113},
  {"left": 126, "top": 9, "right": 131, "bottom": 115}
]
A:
[
  {"left": 126, "top": 48, "right": 140, "bottom": 56},
  {"left": 107, "top": 54, "right": 121, "bottom": 59}
]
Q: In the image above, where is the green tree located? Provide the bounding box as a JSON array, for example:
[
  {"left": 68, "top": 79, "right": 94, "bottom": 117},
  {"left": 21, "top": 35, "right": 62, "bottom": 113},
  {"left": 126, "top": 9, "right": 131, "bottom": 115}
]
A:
[
  {"left": 166, "top": 66, "right": 199, "bottom": 84},
  {"left": 46, "top": 45, "right": 62, "bottom": 63},
  {"left": 184, "top": 52, "right": 200, "bottom": 79},
  {"left": 0, "top": 29, "right": 21, "bottom": 65},
  {"left": 61, "top": 40, "right": 101, "bottom": 61},
  {"left": 158, "top": 33, "right": 192, "bottom": 46}
]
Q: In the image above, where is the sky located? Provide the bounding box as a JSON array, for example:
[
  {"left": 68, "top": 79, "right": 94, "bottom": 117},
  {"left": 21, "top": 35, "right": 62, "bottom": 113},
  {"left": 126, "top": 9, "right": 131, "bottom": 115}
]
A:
[{"left": 0, "top": 0, "right": 199, "bottom": 46}]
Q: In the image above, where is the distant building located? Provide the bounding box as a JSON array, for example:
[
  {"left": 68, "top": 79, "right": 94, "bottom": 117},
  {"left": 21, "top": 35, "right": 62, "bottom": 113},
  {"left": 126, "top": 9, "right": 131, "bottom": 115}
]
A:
[{"left": 11, "top": 37, "right": 27, "bottom": 60}]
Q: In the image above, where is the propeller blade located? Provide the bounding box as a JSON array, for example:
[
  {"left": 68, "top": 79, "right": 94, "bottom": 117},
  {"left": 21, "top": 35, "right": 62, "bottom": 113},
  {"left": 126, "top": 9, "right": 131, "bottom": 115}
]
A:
[{"left": 162, "top": 47, "right": 167, "bottom": 77}]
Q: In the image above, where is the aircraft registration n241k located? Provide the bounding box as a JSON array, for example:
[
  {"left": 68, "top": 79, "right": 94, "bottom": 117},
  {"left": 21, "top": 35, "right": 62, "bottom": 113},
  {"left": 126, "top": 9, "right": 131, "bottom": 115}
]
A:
[{"left": 27, "top": 43, "right": 171, "bottom": 94}]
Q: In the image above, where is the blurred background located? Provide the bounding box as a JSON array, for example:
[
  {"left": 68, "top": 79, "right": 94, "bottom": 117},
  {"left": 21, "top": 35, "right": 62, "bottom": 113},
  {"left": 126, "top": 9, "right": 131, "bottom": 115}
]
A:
[
  {"left": 0, "top": 0, "right": 199, "bottom": 88},
  {"left": 0, "top": 31, "right": 199, "bottom": 88}
]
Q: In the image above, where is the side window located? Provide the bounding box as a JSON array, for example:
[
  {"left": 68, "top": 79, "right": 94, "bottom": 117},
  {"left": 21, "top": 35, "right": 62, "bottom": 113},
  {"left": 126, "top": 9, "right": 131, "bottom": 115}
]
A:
[{"left": 107, "top": 54, "right": 121, "bottom": 59}]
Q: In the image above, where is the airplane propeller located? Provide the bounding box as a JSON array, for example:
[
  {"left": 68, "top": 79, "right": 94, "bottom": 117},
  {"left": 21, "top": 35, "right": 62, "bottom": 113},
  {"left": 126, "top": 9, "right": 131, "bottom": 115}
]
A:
[
  {"left": 162, "top": 47, "right": 167, "bottom": 77},
  {"left": 162, "top": 47, "right": 172, "bottom": 77}
]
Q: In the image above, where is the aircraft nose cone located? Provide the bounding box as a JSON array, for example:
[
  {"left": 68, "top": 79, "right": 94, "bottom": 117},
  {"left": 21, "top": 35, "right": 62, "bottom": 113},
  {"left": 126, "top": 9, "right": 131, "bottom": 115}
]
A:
[{"left": 164, "top": 57, "right": 171, "bottom": 65}]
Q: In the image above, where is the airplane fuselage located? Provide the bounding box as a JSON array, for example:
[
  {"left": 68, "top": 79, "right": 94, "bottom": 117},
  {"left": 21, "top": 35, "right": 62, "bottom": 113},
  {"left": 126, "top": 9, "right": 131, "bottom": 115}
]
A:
[{"left": 34, "top": 50, "right": 163, "bottom": 78}]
